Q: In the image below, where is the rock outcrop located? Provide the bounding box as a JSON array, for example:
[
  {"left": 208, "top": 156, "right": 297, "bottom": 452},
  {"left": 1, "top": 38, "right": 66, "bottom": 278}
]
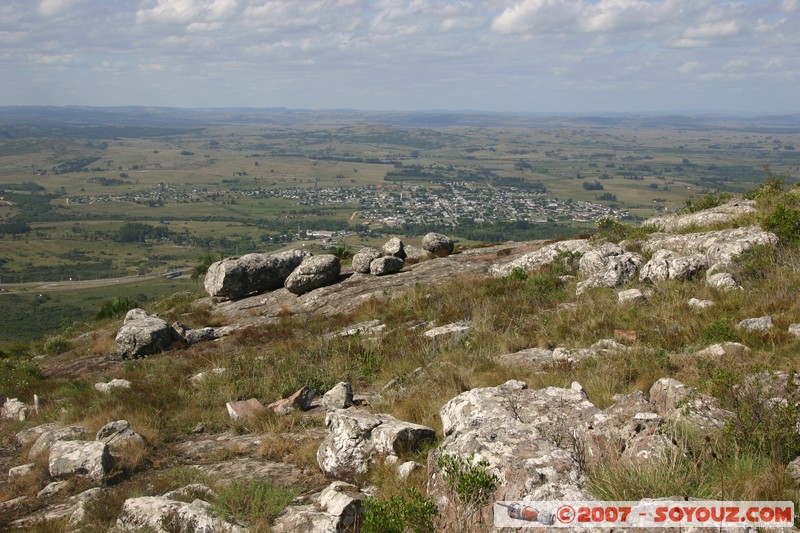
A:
[
  {"left": 204, "top": 249, "right": 308, "bottom": 299},
  {"left": 430, "top": 380, "right": 598, "bottom": 512},
  {"left": 489, "top": 239, "right": 591, "bottom": 278},
  {"left": 644, "top": 199, "right": 757, "bottom": 232},
  {"left": 576, "top": 243, "right": 643, "bottom": 294}
]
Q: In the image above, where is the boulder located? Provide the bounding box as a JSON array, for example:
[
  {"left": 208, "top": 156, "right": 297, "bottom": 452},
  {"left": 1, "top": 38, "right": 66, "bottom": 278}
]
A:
[
  {"left": 49, "top": 440, "right": 110, "bottom": 481},
  {"left": 489, "top": 239, "right": 592, "bottom": 278},
  {"left": 285, "top": 255, "right": 341, "bottom": 295},
  {"left": 321, "top": 382, "right": 354, "bottom": 410},
  {"left": 738, "top": 316, "right": 773, "bottom": 332},
  {"left": 790, "top": 324, "right": 800, "bottom": 338},
  {"left": 382, "top": 237, "right": 407, "bottom": 259},
  {"left": 787, "top": 456, "right": 800, "bottom": 485},
  {"left": 430, "top": 380, "right": 598, "bottom": 513},
  {"left": 643, "top": 199, "right": 757, "bottom": 232},
  {"left": 204, "top": 249, "right": 308, "bottom": 299},
  {"left": 422, "top": 232, "right": 455, "bottom": 257},
  {"left": 576, "top": 243, "right": 643, "bottom": 294},
  {"left": 369, "top": 256, "right": 404, "bottom": 276},
  {"left": 639, "top": 249, "right": 708, "bottom": 283},
  {"left": 268, "top": 386, "right": 316, "bottom": 414},
  {"left": 116, "top": 494, "right": 245, "bottom": 533},
  {"left": 94, "top": 378, "right": 132, "bottom": 394},
  {"left": 272, "top": 481, "right": 366, "bottom": 533},
  {"left": 317, "top": 409, "right": 435, "bottom": 479},
  {"left": 351, "top": 247, "right": 382, "bottom": 274},
  {"left": 1, "top": 398, "right": 29, "bottom": 421},
  {"left": 29, "top": 425, "right": 89, "bottom": 460},
  {"left": 114, "top": 309, "right": 174, "bottom": 359},
  {"left": 96, "top": 420, "right": 146, "bottom": 454}
]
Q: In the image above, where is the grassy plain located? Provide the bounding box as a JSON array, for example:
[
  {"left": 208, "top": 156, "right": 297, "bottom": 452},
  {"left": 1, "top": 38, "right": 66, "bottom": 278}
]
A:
[{"left": 1, "top": 109, "right": 799, "bottom": 345}]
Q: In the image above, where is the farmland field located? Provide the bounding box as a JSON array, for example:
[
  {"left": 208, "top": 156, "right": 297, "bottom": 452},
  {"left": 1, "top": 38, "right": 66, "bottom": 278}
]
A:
[{"left": 1, "top": 107, "right": 799, "bottom": 345}]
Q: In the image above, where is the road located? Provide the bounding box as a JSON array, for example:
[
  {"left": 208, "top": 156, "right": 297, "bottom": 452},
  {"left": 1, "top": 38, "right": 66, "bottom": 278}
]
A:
[{"left": 0, "top": 271, "right": 188, "bottom": 294}]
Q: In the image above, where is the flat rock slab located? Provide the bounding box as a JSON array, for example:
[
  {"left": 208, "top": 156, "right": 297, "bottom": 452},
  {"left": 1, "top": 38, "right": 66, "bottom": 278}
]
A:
[{"left": 116, "top": 496, "right": 246, "bottom": 533}]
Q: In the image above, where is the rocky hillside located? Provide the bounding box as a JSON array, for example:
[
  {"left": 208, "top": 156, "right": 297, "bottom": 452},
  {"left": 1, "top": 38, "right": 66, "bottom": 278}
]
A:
[{"left": 2, "top": 185, "right": 800, "bottom": 532}]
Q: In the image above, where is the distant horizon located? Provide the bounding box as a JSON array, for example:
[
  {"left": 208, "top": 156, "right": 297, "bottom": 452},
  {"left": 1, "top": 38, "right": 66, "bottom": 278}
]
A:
[
  {"left": 3, "top": 1, "right": 799, "bottom": 115},
  {"left": 2, "top": 104, "right": 799, "bottom": 119}
]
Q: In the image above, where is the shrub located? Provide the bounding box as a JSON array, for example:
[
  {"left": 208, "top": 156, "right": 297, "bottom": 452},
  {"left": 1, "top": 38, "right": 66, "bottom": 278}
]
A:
[
  {"left": 701, "top": 320, "right": 740, "bottom": 344},
  {"left": 763, "top": 203, "right": 800, "bottom": 246},
  {"left": 96, "top": 296, "right": 138, "bottom": 320},
  {"left": 436, "top": 453, "right": 499, "bottom": 509},
  {"left": 190, "top": 251, "right": 224, "bottom": 282},
  {"left": 43, "top": 335, "right": 72, "bottom": 355},
  {"left": 212, "top": 479, "right": 298, "bottom": 528},
  {"left": 681, "top": 192, "right": 731, "bottom": 214},
  {"left": 362, "top": 487, "right": 437, "bottom": 533}
]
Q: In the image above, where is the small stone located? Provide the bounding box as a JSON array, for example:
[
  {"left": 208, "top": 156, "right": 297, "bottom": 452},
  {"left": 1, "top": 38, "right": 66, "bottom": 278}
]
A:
[
  {"left": 788, "top": 324, "right": 800, "bottom": 338},
  {"left": 8, "top": 463, "right": 35, "bottom": 479},
  {"left": 738, "top": 316, "right": 773, "bottom": 332},
  {"left": 38, "top": 481, "right": 70, "bottom": 499},
  {"left": 618, "top": 288, "right": 646, "bottom": 304},
  {"left": 397, "top": 461, "right": 423, "bottom": 479},
  {"left": 94, "top": 378, "right": 132, "bottom": 394},
  {"left": 688, "top": 298, "right": 715, "bottom": 309},
  {"left": 226, "top": 398, "right": 265, "bottom": 420},
  {"left": 423, "top": 321, "right": 470, "bottom": 341},
  {"left": 707, "top": 272, "right": 741, "bottom": 292},
  {"left": 787, "top": 456, "right": 800, "bottom": 484},
  {"left": 268, "top": 386, "right": 316, "bottom": 414},
  {"left": 321, "top": 382, "right": 354, "bottom": 410}
]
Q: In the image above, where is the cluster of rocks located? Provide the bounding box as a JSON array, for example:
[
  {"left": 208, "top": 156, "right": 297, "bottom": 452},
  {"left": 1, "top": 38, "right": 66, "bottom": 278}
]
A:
[
  {"left": 490, "top": 201, "right": 777, "bottom": 299},
  {"left": 114, "top": 308, "right": 231, "bottom": 359}
]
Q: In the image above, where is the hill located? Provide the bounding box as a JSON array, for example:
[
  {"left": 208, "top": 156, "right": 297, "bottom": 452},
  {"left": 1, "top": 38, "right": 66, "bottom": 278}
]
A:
[{"left": 1, "top": 182, "right": 800, "bottom": 531}]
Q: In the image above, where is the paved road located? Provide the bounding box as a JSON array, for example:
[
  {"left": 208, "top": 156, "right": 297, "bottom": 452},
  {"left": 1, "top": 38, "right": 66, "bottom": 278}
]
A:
[{"left": 0, "top": 271, "right": 188, "bottom": 294}]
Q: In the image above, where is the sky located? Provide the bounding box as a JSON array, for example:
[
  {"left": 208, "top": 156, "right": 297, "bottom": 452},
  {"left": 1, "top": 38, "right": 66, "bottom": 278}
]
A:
[{"left": 1, "top": 0, "right": 799, "bottom": 114}]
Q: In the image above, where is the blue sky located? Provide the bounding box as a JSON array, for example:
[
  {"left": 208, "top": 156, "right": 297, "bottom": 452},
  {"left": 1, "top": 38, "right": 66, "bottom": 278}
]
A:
[{"left": 1, "top": 0, "right": 799, "bottom": 113}]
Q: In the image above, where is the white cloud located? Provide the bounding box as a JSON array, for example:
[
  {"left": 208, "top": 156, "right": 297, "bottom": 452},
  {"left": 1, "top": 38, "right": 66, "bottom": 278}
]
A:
[
  {"left": 38, "top": 0, "right": 78, "bottom": 17},
  {"left": 677, "top": 60, "right": 703, "bottom": 73},
  {"left": 136, "top": 0, "right": 238, "bottom": 25},
  {"left": 31, "top": 53, "right": 78, "bottom": 65}
]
